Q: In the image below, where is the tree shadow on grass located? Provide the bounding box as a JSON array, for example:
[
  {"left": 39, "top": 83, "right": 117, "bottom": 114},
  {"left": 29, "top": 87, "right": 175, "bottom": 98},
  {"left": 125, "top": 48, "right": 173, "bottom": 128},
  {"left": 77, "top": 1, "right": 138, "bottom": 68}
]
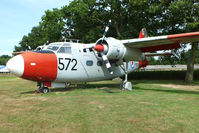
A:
[
  {"left": 132, "top": 80, "right": 199, "bottom": 86},
  {"left": 20, "top": 88, "right": 74, "bottom": 94},
  {"left": 20, "top": 83, "right": 122, "bottom": 94},
  {"left": 53, "top": 83, "right": 124, "bottom": 94},
  {"left": 134, "top": 87, "right": 199, "bottom": 95},
  {"left": 20, "top": 81, "right": 199, "bottom": 95}
]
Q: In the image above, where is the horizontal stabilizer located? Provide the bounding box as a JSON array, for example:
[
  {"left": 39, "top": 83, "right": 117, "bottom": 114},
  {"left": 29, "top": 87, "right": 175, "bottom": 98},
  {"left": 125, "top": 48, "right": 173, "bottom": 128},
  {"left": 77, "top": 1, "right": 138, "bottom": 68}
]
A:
[{"left": 139, "top": 28, "right": 148, "bottom": 38}]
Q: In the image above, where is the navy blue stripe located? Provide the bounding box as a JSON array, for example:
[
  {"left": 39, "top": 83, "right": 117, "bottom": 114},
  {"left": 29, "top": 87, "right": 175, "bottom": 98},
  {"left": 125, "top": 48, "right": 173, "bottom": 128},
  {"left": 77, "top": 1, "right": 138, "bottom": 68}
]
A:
[{"left": 33, "top": 50, "right": 54, "bottom": 54}]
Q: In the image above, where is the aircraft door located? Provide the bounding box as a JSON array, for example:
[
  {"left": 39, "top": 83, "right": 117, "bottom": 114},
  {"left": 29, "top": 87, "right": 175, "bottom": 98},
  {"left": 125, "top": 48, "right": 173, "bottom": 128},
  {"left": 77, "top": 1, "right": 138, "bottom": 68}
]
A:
[{"left": 81, "top": 59, "right": 105, "bottom": 80}]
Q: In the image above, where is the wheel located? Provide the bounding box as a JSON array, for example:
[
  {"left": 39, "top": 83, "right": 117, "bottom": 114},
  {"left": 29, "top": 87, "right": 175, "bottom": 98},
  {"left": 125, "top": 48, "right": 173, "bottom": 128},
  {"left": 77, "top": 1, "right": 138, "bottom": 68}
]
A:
[
  {"left": 120, "top": 81, "right": 132, "bottom": 91},
  {"left": 124, "top": 82, "right": 132, "bottom": 91},
  {"left": 120, "top": 81, "right": 125, "bottom": 90},
  {"left": 42, "top": 87, "right": 49, "bottom": 94},
  {"left": 39, "top": 87, "right": 49, "bottom": 93}
]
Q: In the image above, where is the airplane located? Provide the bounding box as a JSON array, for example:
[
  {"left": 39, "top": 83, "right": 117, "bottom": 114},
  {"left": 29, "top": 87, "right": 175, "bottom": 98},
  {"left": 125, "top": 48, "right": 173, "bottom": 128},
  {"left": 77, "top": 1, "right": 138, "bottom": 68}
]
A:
[
  {"left": 0, "top": 65, "right": 9, "bottom": 73},
  {"left": 6, "top": 20, "right": 199, "bottom": 93}
]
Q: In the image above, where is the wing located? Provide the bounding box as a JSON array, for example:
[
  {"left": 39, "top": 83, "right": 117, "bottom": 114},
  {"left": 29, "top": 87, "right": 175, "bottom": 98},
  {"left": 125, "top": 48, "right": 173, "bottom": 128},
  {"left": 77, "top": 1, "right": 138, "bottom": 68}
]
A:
[{"left": 121, "top": 32, "right": 199, "bottom": 52}]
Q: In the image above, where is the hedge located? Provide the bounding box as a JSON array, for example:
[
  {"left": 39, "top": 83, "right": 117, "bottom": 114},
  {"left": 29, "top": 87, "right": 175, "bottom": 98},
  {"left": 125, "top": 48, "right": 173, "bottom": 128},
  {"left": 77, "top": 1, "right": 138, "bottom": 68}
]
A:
[{"left": 127, "top": 70, "right": 199, "bottom": 80}]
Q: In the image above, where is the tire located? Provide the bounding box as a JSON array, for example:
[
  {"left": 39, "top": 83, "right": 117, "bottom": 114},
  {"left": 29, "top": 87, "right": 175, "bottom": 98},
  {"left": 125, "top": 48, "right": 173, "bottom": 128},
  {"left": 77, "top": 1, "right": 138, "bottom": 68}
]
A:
[
  {"left": 124, "top": 82, "right": 132, "bottom": 91},
  {"left": 120, "top": 81, "right": 125, "bottom": 90},
  {"left": 42, "top": 87, "right": 49, "bottom": 94}
]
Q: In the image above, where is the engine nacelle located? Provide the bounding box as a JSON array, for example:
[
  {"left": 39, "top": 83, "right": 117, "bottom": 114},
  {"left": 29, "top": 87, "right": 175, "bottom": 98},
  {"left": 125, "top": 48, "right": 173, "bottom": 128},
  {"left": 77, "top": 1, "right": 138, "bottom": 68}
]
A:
[{"left": 96, "top": 37, "right": 142, "bottom": 61}]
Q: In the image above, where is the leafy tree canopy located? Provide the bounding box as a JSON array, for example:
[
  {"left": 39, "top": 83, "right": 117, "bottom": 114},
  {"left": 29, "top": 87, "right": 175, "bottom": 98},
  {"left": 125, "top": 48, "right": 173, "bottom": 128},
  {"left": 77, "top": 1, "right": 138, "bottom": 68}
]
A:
[{"left": 0, "top": 55, "right": 11, "bottom": 65}]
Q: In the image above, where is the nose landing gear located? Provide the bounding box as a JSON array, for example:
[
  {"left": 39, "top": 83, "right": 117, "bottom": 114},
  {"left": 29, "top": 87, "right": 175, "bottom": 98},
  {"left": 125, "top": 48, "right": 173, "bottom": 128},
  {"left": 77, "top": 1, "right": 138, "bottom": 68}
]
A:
[
  {"left": 36, "top": 82, "right": 50, "bottom": 94},
  {"left": 39, "top": 87, "right": 50, "bottom": 94}
]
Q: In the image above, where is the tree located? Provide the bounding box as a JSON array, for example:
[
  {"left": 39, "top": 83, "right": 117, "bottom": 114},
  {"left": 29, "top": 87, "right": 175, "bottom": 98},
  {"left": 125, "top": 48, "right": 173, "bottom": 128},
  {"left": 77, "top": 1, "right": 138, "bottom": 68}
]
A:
[
  {"left": 0, "top": 55, "right": 11, "bottom": 65},
  {"left": 156, "top": 0, "right": 199, "bottom": 83},
  {"left": 185, "top": 43, "right": 198, "bottom": 83}
]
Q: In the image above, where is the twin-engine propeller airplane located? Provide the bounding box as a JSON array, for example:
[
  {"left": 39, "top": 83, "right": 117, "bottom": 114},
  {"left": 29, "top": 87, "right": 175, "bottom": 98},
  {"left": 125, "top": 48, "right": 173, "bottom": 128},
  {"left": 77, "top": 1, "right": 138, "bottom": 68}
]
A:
[{"left": 7, "top": 20, "right": 199, "bottom": 93}]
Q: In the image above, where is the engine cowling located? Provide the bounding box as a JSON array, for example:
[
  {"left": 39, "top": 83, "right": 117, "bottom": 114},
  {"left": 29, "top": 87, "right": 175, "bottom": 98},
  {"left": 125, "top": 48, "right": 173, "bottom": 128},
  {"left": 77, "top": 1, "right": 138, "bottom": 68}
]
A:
[{"left": 96, "top": 37, "right": 142, "bottom": 61}]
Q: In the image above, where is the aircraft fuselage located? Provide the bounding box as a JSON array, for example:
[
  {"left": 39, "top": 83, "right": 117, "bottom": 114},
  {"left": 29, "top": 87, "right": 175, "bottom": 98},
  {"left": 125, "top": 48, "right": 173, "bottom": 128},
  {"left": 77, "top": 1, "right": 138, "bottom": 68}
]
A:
[{"left": 7, "top": 42, "right": 140, "bottom": 88}]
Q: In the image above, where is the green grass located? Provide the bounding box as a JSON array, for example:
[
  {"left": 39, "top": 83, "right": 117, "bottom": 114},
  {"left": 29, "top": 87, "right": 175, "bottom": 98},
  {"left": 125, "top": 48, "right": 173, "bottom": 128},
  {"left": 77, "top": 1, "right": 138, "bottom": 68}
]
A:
[{"left": 0, "top": 76, "right": 199, "bottom": 133}]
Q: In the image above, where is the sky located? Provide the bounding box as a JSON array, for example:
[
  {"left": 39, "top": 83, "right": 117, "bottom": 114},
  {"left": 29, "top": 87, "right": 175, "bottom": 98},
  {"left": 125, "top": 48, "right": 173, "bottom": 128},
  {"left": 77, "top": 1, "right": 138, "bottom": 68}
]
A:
[{"left": 0, "top": 0, "right": 70, "bottom": 56}]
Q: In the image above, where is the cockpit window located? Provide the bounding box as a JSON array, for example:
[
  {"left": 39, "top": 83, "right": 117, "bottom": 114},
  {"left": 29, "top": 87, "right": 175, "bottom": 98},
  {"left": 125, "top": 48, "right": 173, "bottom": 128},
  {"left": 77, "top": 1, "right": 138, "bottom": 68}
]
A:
[
  {"left": 58, "top": 47, "right": 71, "bottom": 53},
  {"left": 47, "top": 46, "right": 59, "bottom": 51}
]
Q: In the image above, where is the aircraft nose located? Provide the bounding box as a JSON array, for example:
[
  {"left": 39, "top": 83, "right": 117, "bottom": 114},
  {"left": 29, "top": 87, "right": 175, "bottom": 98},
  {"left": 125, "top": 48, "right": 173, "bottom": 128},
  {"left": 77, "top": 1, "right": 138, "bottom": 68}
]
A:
[{"left": 6, "top": 55, "right": 24, "bottom": 76}]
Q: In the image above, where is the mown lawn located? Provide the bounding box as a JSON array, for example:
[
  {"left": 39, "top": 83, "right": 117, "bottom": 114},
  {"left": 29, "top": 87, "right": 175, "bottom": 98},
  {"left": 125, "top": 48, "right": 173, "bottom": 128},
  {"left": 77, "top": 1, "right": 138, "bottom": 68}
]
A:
[{"left": 0, "top": 76, "right": 199, "bottom": 133}]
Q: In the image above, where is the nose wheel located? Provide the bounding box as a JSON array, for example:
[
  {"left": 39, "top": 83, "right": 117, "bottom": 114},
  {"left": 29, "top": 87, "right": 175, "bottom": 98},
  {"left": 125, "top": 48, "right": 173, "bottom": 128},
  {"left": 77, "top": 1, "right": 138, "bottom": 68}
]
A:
[
  {"left": 39, "top": 87, "right": 50, "bottom": 93},
  {"left": 37, "top": 82, "right": 50, "bottom": 93}
]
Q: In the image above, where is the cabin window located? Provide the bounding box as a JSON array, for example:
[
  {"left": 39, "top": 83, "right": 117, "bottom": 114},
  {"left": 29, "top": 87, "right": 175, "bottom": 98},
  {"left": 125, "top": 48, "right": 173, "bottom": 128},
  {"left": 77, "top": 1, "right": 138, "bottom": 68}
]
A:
[
  {"left": 97, "top": 61, "right": 103, "bottom": 66},
  {"left": 65, "top": 47, "right": 71, "bottom": 53},
  {"left": 86, "top": 60, "right": 93, "bottom": 66},
  {"left": 58, "top": 47, "right": 71, "bottom": 53}
]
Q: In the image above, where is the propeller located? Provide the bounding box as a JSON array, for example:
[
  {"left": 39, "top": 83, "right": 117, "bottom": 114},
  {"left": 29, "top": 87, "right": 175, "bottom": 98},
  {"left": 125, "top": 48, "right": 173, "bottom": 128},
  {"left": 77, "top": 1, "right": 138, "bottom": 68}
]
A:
[
  {"left": 96, "top": 20, "right": 113, "bottom": 74},
  {"left": 83, "top": 20, "right": 113, "bottom": 74}
]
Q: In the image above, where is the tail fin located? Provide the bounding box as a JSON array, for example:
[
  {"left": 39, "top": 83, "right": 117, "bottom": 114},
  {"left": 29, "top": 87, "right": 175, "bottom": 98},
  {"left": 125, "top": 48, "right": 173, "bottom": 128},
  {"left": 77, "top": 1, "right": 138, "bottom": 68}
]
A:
[{"left": 139, "top": 28, "right": 148, "bottom": 38}]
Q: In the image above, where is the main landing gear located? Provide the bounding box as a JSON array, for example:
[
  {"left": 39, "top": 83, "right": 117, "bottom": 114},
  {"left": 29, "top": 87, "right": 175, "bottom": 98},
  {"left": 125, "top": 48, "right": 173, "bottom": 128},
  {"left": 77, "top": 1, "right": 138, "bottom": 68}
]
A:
[{"left": 120, "top": 61, "right": 132, "bottom": 91}]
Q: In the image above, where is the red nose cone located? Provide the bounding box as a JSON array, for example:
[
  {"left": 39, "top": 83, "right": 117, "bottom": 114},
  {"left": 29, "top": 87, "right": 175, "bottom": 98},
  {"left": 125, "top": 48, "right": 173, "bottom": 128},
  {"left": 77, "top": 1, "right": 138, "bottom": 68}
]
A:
[
  {"left": 21, "top": 51, "right": 57, "bottom": 82},
  {"left": 94, "top": 45, "right": 104, "bottom": 52}
]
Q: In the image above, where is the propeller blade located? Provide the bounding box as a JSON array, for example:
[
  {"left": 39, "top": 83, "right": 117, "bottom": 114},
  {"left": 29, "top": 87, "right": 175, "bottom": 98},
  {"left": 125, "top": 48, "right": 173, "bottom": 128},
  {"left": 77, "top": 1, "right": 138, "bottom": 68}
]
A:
[
  {"left": 102, "top": 20, "right": 111, "bottom": 39},
  {"left": 100, "top": 52, "right": 113, "bottom": 74},
  {"left": 83, "top": 46, "right": 94, "bottom": 52}
]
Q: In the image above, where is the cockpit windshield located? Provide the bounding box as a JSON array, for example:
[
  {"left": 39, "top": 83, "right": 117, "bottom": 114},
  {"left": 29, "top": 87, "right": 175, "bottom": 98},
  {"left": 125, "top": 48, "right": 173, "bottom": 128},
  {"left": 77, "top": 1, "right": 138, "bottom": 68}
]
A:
[
  {"left": 44, "top": 42, "right": 71, "bottom": 53},
  {"left": 46, "top": 43, "right": 62, "bottom": 51},
  {"left": 47, "top": 46, "right": 59, "bottom": 51}
]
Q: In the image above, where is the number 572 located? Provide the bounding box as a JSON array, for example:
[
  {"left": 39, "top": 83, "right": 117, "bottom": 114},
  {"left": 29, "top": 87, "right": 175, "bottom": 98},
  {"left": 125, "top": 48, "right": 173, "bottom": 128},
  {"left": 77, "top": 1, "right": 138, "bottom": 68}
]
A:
[{"left": 58, "top": 58, "right": 77, "bottom": 71}]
